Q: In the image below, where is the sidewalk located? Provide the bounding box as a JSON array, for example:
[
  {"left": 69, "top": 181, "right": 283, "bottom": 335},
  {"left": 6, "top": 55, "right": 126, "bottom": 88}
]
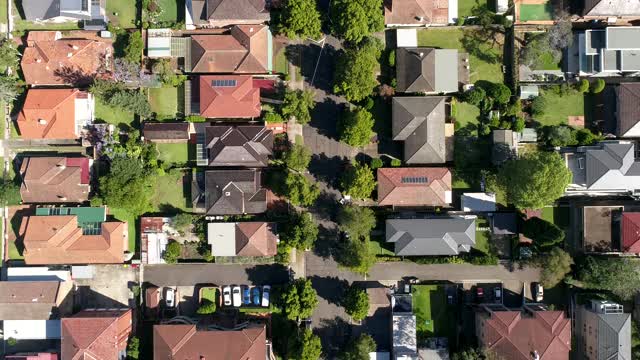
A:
[{"left": 285, "top": 59, "right": 304, "bottom": 144}]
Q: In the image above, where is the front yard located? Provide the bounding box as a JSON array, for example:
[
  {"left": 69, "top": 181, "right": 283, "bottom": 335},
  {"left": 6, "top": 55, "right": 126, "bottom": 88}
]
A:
[
  {"left": 149, "top": 87, "right": 179, "bottom": 120},
  {"left": 106, "top": 0, "right": 137, "bottom": 28},
  {"left": 417, "top": 28, "right": 504, "bottom": 83},
  {"left": 412, "top": 285, "right": 456, "bottom": 339}
]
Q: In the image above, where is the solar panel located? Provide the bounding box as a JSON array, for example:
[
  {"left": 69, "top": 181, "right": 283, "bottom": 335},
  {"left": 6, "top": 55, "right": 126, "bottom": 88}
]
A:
[
  {"left": 212, "top": 79, "right": 237, "bottom": 87},
  {"left": 401, "top": 176, "right": 428, "bottom": 184}
]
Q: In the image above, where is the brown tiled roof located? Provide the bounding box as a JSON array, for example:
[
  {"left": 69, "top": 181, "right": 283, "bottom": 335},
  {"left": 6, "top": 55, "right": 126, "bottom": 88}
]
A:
[
  {"left": 21, "top": 215, "right": 127, "bottom": 265},
  {"left": 62, "top": 309, "right": 132, "bottom": 360},
  {"left": 199, "top": 75, "right": 261, "bottom": 118},
  {"left": 142, "top": 122, "right": 190, "bottom": 141},
  {"left": 20, "top": 157, "right": 90, "bottom": 203},
  {"left": 17, "top": 89, "right": 85, "bottom": 139},
  {"left": 0, "top": 280, "right": 72, "bottom": 320},
  {"left": 153, "top": 324, "right": 267, "bottom": 359},
  {"left": 377, "top": 167, "right": 451, "bottom": 207},
  {"left": 384, "top": 0, "right": 449, "bottom": 25},
  {"left": 22, "top": 31, "right": 113, "bottom": 85},
  {"left": 479, "top": 308, "right": 571, "bottom": 360},
  {"left": 236, "top": 222, "right": 278, "bottom": 256},
  {"left": 190, "top": 25, "right": 269, "bottom": 74},
  {"left": 205, "top": 169, "right": 267, "bottom": 215}
]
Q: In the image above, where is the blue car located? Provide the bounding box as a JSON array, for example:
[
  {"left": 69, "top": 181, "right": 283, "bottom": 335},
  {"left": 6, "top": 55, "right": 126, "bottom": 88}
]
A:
[
  {"left": 251, "top": 287, "right": 261, "bottom": 305},
  {"left": 242, "top": 286, "right": 251, "bottom": 305}
]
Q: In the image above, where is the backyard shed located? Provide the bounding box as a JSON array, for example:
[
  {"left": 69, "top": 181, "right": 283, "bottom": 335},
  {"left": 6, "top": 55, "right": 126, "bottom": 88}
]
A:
[{"left": 147, "top": 29, "right": 173, "bottom": 58}]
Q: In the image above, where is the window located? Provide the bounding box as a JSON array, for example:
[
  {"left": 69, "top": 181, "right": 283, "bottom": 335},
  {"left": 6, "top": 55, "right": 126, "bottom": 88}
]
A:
[
  {"left": 212, "top": 79, "right": 237, "bottom": 87},
  {"left": 401, "top": 176, "right": 428, "bottom": 184}
]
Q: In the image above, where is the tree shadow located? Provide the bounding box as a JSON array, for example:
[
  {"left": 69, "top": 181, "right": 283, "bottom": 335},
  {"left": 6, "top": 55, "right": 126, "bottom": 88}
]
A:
[
  {"left": 308, "top": 97, "right": 345, "bottom": 140},
  {"left": 461, "top": 28, "right": 503, "bottom": 66},
  {"left": 245, "top": 264, "right": 290, "bottom": 285},
  {"left": 54, "top": 66, "right": 94, "bottom": 87},
  {"left": 308, "top": 275, "right": 349, "bottom": 306},
  {"left": 312, "top": 223, "right": 339, "bottom": 259},
  {"left": 305, "top": 43, "right": 339, "bottom": 93},
  {"left": 315, "top": 316, "right": 353, "bottom": 357},
  {"left": 308, "top": 153, "right": 348, "bottom": 188},
  {"left": 309, "top": 190, "right": 339, "bottom": 221}
]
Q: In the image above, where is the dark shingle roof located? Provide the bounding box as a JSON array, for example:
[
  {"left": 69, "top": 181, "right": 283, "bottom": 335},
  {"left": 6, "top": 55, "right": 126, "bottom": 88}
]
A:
[
  {"left": 205, "top": 169, "right": 267, "bottom": 215},
  {"left": 615, "top": 83, "right": 640, "bottom": 137},
  {"left": 205, "top": 0, "right": 269, "bottom": 21},
  {"left": 143, "top": 122, "right": 190, "bottom": 141},
  {"left": 206, "top": 125, "right": 273, "bottom": 167},
  {"left": 392, "top": 96, "right": 446, "bottom": 164},
  {"left": 396, "top": 48, "right": 459, "bottom": 93}
]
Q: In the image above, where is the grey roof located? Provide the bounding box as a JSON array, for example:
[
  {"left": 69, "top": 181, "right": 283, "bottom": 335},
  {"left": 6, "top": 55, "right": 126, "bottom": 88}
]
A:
[
  {"left": 582, "top": 28, "right": 640, "bottom": 74},
  {"left": 396, "top": 48, "right": 459, "bottom": 93},
  {"left": 492, "top": 130, "right": 515, "bottom": 165},
  {"left": 576, "top": 302, "right": 631, "bottom": 360},
  {"left": 386, "top": 218, "right": 476, "bottom": 256},
  {"left": 22, "top": 0, "right": 61, "bottom": 20},
  {"left": 206, "top": 126, "right": 273, "bottom": 167},
  {"left": 392, "top": 96, "right": 446, "bottom": 164},
  {"left": 583, "top": 0, "right": 640, "bottom": 16},
  {"left": 22, "top": 0, "right": 97, "bottom": 20},
  {"left": 615, "top": 83, "right": 640, "bottom": 137},
  {"left": 204, "top": 169, "right": 267, "bottom": 215},
  {"left": 491, "top": 213, "right": 517, "bottom": 235},
  {"left": 204, "top": 0, "right": 269, "bottom": 22}
]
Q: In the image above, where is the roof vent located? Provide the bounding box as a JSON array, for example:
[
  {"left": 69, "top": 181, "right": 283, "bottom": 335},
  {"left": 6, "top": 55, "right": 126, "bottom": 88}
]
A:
[
  {"left": 225, "top": 192, "right": 231, "bottom": 196},
  {"left": 38, "top": 119, "right": 47, "bottom": 125},
  {"left": 419, "top": 52, "right": 424, "bottom": 57},
  {"left": 67, "top": 52, "right": 73, "bottom": 57},
  {"left": 532, "top": 351, "right": 540, "bottom": 360},
  {"left": 72, "top": 45, "right": 79, "bottom": 50},
  {"left": 58, "top": 196, "right": 67, "bottom": 201},
  {"left": 36, "top": 58, "right": 42, "bottom": 63},
  {"left": 56, "top": 163, "right": 66, "bottom": 169},
  {"left": 249, "top": 27, "right": 254, "bottom": 32}
]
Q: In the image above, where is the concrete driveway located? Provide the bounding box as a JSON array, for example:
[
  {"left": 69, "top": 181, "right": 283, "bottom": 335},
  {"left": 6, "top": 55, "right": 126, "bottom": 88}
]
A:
[{"left": 74, "top": 265, "right": 139, "bottom": 310}]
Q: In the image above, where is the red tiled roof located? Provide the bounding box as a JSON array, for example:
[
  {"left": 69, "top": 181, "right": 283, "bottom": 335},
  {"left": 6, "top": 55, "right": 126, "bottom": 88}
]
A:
[
  {"left": 20, "top": 157, "right": 90, "bottom": 203},
  {"left": 384, "top": 0, "right": 449, "bottom": 25},
  {"left": 236, "top": 222, "right": 277, "bottom": 256},
  {"left": 622, "top": 212, "right": 640, "bottom": 253},
  {"left": 479, "top": 309, "right": 571, "bottom": 360},
  {"left": 62, "top": 309, "right": 132, "bottom": 360},
  {"left": 377, "top": 167, "right": 451, "bottom": 207},
  {"left": 199, "top": 75, "right": 261, "bottom": 118},
  {"left": 17, "top": 89, "right": 87, "bottom": 139}
]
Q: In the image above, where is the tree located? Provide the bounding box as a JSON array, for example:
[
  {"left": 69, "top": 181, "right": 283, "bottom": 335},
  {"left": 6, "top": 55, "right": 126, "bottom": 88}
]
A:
[
  {"left": 512, "top": 117, "right": 525, "bottom": 132},
  {"left": 575, "top": 79, "right": 590, "bottom": 93},
  {"left": 127, "top": 336, "right": 140, "bottom": 359},
  {"left": 574, "top": 128, "right": 602, "bottom": 146},
  {"left": 452, "top": 348, "right": 498, "bottom": 360},
  {"left": 285, "top": 172, "right": 320, "bottom": 206},
  {"left": 90, "top": 79, "right": 151, "bottom": 117},
  {"left": 0, "top": 181, "right": 21, "bottom": 206},
  {"left": 0, "top": 75, "right": 20, "bottom": 103},
  {"left": 0, "top": 39, "right": 20, "bottom": 70},
  {"left": 124, "top": 31, "right": 144, "bottom": 64},
  {"left": 284, "top": 143, "right": 312, "bottom": 172},
  {"left": 337, "top": 205, "right": 376, "bottom": 240},
  {"left": 163, "top": 241, "right": 181, "bottom": 264},
  {"left": 282, "top": 212, "right": 319, "bottom": 250},
  {"left": 281, "top": 278, "right": 319, "bottom": 320},
  {"left": 370, "top": 158, "right": 383, "bottom": 169},
  {"left": 334, "top": 38, "right": 382, "bottom": 102},
  {"left": 522, "top": 217, "right": 565, "bottom": 250},
  {"left": 197, "top": 299, "right": 217, "bottom": 314},
  {"left": 264, "top": 112, "right": 283, "bottom": 124},
  {"left": 530, "top": 95, "right": 547, "bottom": 116},
  {"left": 462, "top": 87, "right": 486, "bottom": 106},
  {"left": 487, "top": 83, "right": 511, "bottom": 104},
  {"left": 544, "top": 125, "right": 576, "bottom": 147},
  {"left": 591, "top": 78, "right": 605, "bottom": 94},
  {"left": 340, "top": 334, "right": 376, "bottom": 360},
  {"left": 98, "top": 157, "right": 156, "bottom": 216},
  {"left": 339, "top": 107, "right": 375, "bottom": 146},
  {"left": 498, "top": 152, "right": 572, "bottom": 210},
  {"left": 330, "top": 0, "right": 384, "bottom": 43},
  {"left": 172, "top": 213, "right": 194, "bottom": 235},
  {"left": 152, "top": 59, "right": 186, "bottom": 86},
  {"left": 471, "top": 1, "right": 495, "bottom": 28},
  {"left": 340, "top": 162, "right": 376, "bottom": 200},
  {"left": 540, "top": 247, "right": 573, "bottom": 288},
  {"left": 277, "top": 0, "right": 322, "bottom": 40},
  {"left": 547, "top": 12, "right": 573, "bottom": 51},
  {"left": 296, "top": 329, "right": 322, "bottom": 360},
  {"left": 578, "top": 257, "right": 640, "bottom": 299},
  {"left": 282, "top": 89, "right": 316, "bottom": 124},
  {"left": 343, "top": 286, "right": 369, "bottom": 321}
]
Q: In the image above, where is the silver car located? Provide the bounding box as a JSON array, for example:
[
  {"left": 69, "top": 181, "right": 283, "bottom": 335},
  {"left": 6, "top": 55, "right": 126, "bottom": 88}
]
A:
[{"left": 222, "top": 286, "right": 232, "bottom": 306}]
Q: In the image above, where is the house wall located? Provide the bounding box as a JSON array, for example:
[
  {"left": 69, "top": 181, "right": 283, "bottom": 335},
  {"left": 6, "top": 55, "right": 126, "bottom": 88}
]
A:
[{"left": 3, "top": 320, "right": 61, "bottom": 340}]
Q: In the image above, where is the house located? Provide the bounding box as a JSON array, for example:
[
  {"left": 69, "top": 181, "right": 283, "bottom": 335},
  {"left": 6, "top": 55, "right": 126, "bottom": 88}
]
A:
[
  {"left": 207, "top": 222, "right": 277, "bottom": 256},
  {"left": 575, "top": 300, "right": 631, "bottom": 360},
  {"left": 21, "top": 31, "right": 112, "bottom": 85},
  {"left": 601, "top": 83, "right": 640, "bottom": 137},
  {"left": 622, "top": 212, "right": 640, "bottom": 253},
  {"left": 187, "top": 0, "right": 270, "bottom": 28},
  {"left": 187, "top": 25, "right": 272, "bottom": 73},
  {"left": 392, "top": 96, "right": 451, "bottom": 164},
  {"left": 61, "top": 309, "right": 132, "bottom": 360},
  {"left": 140, "top": 217, "right": 171, "bottom": 265},
  {"left": 22, "top": 0, "right": 107, "bottom": 23},
  {"left": 193, "top": 169, "right": 267, "bottom": 215},
  {"left": 0, "top": 280, "right": 73, "bottom": 340},
  {"left": 563, "top": 141, "right": 640, "bottom": 195},
  {"left": 195, "top": 75, "right": 261, "bottom": 118},
  {"left": 21, "top": 206, "right": 128, "bottom": 265},
  {"left": 5, "top": 354, "right": 58, "bottom": 360},
  {"left": 377, "top": 167, "right": 452, "bottom": 207},
  {"left": 205, "top": 125, "right": 273, "bottom": 167},
  {"left": 17, "top": 89, "right": 94, "bottom": 139},
  {"left": 153, "top": 323, "right": 269, "bottom": 359},
  {"left": 475, "top": 304, "right": 571, "bottom": 360},
  {"left": 492, "top": 129, "right": 517, "bottom": 165},
  {"left": 461, "top": 193, "right": 497, "bottom": 212},
  {"left": 384, "top": 0, "right": 455, "bottom": 27},
  {"left": 20, "top": 157, "right": 91, "bottom": 203},
  {"left": 581, "top": 0, "right": 640, "bottom": 19},
  {"left": 391, "top": 293, "right": 418, "bottom": 358},
  {"left": 575, "top": 27, "right": 640, "bottom": 76},
  {"left": 142, "top": 122, "right": 191, "bottom": 143},
  {"left": 386, "top": 217, "right": 476, "bottom": 256},
  {"left": 396, "top": 48, "right": 469, "bottom": 93}
]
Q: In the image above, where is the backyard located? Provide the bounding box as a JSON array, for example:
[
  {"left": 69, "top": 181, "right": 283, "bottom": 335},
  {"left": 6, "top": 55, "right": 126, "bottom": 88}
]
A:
[
  {"left": 95, "top": 99, "right": 135, "bottom": 126},
  {"left": 149, "top": 87, "right": 179, "bottom": 120},
  {"left": 156, "top": 143, "right": 190, "bottom": 165},
  {"left": 155, "top": 0, "right": 182, "bottom": 23},
  {"left": 518, "top": 2, "right": 554, "bottom": 22},
  {"left": 474, "top": 217, "right": 491, "bottom": 254},
  {"left": 532, "top": 89, "right": 584, "bottom": 126},
  {"left": 106, "top": 0, "right": 137, "bottom": 28},
  {"left": 152, "top": 169, "right": 191, "bottom": 212},
  {"left": 412, "top": 285, "right": 456, "bottom": 339},
  {"left": 110, "top": 208, "right": 137, "bottom": 253},
  {"left": 454, "top": 101, "right": 481, "bottom": 129},
  {"left": 417, "top": 28, "right": 504, "bottom": 83}
]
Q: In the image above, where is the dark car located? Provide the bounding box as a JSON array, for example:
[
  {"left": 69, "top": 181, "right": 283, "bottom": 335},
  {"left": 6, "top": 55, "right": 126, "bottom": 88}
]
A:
[
  {"left": 476, "top": 287, "right": 484, "bottom": 301},
  {"left": 242, "top": 286, "right": 251, "bottom": 305},
  {"left": 251, "top": 286, "right": 261, "bottom": 305}
]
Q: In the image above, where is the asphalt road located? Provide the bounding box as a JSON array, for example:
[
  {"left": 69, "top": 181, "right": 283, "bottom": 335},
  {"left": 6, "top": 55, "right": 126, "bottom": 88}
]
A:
[{"left": 143, "top": 263, "right": 291, "bottom": 286}]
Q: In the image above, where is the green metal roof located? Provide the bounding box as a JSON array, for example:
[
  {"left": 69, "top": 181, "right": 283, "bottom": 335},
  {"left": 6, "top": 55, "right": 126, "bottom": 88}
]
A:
[{"left": 35, "top": 207, "right": 107, "bottom": 226}]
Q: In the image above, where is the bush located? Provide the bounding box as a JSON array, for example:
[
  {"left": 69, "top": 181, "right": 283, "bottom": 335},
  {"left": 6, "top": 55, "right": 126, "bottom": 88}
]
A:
[
  {"left": 370, "top": 158, "right": 383, "bottom": 169},
  {"left": 127, "top": 336, "right": 140, "bottom": 359},
  {"left": 530, "top": 96, "right": 547, "bottom": 116},
  {"left": 264, "top": 112, "right": 284, "bottom": 124},
  {"left": 388, "top": 50, "right": 396, "bottom": 67},
  {"left": 462, "top": 87, "right": 485, "bottom": 106},
  {"left": 163, "top": 241, "right": 181, "bottom": 264},
  {"left": 197, "top": 299, "right": 217, "bottom": 314},
  {"left": 363, "top": 97, "right": 375, "bottom": 110},
  {"left": 6, "top": 337, "right": 17, "bottom": 346},
  {"left": 590, "top": 78, "right": 605, "bottom": 94},
  {"left": 575, "top": 79, "right": 589, "bottom": 93},
  {"left": 512, "top": 117, "right": 525, "bottom": 132},
  {"left": 479, "top": 123, "right": 491, "bottom": 136},
  {"left": 185, "top": 115, "right": 206, "bottom": 122},
  {"left": 390, "top": 159, "right": 401, "bottom": 167},
  {"left": 124, "top": 31, "right": 144, "bottom": 64}
]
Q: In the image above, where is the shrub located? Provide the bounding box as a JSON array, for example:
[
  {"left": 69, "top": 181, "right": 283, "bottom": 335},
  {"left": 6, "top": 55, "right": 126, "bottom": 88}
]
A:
[
  {"left": 127, "top": 336, "right": 140, "bottom": 359},
  {"left": 462, "top": 87, "right": 485, "bottom": 106},
  {"left": 264, "top": 112, "right": 284, "bottom": 124},
  {"left": 363, "top": 97, "right": 375, "bottom": 110},
  {"left": 388, "top": 50, "right": 396, "bottom": 67},
  {"left": 390, "top": 159, "right": 401, "bottom": 167},
  {"left": 530, "top": 96, "right": 547, "bottom": 116},
  {"left": 512, "top": 117, "right": 525, "bottom": 132},
  {"left": 590, "top": 78, "right": 605, "bottom": 94},
  {"left": 124, "top": 31, "right": 144, "bottom": 64},
  {"left": 575, "top": 79, "right": 589, "bottom": 93},
  {"left": 197, "top": 299, "right": 217, "bottom": 314},
  {"left": 370, "top": 158, "right": 383, "bottom": 169},
  {"left": 163, "top": 241, "right": 181, "bottom": 264},
  {"left": 6, "top": 337, "right": 17, "bottom": 346},
  {"left": 185, "top": 115, "right": 206, "bottom": 122}
]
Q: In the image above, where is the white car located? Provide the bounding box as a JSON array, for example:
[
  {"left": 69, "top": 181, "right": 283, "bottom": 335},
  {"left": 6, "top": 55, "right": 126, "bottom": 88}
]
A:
[
  {"left": 262, "top": 285, "right": 271, "bottom": 307},
  {"left": 232, "top": 285, "right": 242, "bottom": 307},
  {"left": 222, "top": 286, "right": 232, "bottom": 306},
  {"left": 164, "top": 288, "right": 176, "bottom": 308},
  {"left": 534, "top": 283, "right": 544, "bottom": 302}
]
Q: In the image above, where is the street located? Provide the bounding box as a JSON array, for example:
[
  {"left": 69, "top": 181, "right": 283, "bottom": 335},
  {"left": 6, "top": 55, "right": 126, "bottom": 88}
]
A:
[{"left": 143, "top": 263, "right": 291, "bottom": 286}]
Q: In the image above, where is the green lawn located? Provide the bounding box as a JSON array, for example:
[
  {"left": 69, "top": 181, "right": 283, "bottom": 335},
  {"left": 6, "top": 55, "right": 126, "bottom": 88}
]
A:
[
  {"left": 533, "top": 51, "right": 561, "bottom": 71},
  {"left": 417, "top": 28, "right": 503, "bottom": 83},
  {"left": 149, "top": 87, "right": 178, "bottom": 120},
  {"left": 12, "top": 0, "right": 81, "bottom": 32},
  {"left": 275, "top": 48, "right": 288, "bottom": 75},
  {"left": 474, "top": 217, "right": 490, "bottom": 254},
  {"left": 541, "top": 206, "right": 570, "bottom": 228},
  {"left": 110, "top": 208, "right": 137, "bottom": 253},
  {"left": 152, "top": 169, "right": 190, "bottom": 212},
  {"left": 10, "top": 120, "right": 19, "bottom": 139},
  {"left": 8, "top": 239, "right": 23, "bottom": 260},
  {"left": 455, "top": 101, "right": 481, "bottom": 128},
  {"left": 519, "top": 3, "right": 554, "bottom": 22},
  {"left": 534, "top": 90, "right": 584, "bottom": 126},
  {"left": 0, "top": 0, "right": 7, "bottom": 24},
  {"left": 106, "top": 0, "right": 137, "bottom": 28},
  {"left": 201, "top": 287, "right": 218, "bottom": 303},
  {"left": 458, "top": 0, "right": 482, "bottom": 19},
  {"left": 412, "top": 285, "right": 456, "bottom": 339},
  {"left": 156, "top": 0, "right": 182, "bottom": 23},
  {"left": 95, "top": 98, "right": 135, "bottom": 126},
  {"left": 156, "top": 143, "right": 189, "bottom": 164},
  {"left": 369, "top": 237, "right": 394, "bottom": 256}
]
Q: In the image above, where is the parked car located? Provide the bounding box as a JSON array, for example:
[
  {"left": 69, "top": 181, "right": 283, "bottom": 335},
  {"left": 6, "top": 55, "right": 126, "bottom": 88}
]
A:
[
  {"left": 251, "top": 286, "right": 261, "bottom": 306},
  {"left": 222, "top": 286, "right": 232, "bottom": 306},
  {"left": 164, "top": 288, "right": 175, "bottom": 308},
  {"left": 232, "top": 285, "right": 242, "bottom": 307},
  {"left": 262, "top": 285, "right": 271, "bottom": 307},
  {"left": 242, "top": 286, "right": 251, "bottom": 305},
  {"left": 534, "top": 283, "right": 544, "bottom": 302},
  {"left": 476, "top": 287, "right": 484, "bottom": 301},
  {"left": 494, "top": 287, "right": 502, "bottom": 301}
]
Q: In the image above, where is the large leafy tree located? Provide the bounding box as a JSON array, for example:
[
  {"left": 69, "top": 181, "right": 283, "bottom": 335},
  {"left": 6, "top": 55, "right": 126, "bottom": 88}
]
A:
[
  {"left": 343, "top": 286, "right": 369, "bottom": 321},
  {"left": 330, "top": 0, "right": 384, "bottom": 43},
  {"left": 282, "top": 89, "right": 316, "bottom": 124},
  {"left": 284, "top": 143, "right": 312, "bottom": 172},
  {"left": 296, "top": 329, "right": 322, "bottom": 360},
  {"left": 540, "top": 247, "right": 573, "bottom": 288},
  {"left": 578, "top": 256, "right": 640, "bottom": 299},
  {"left": 339, "top": 334, "right": 376, "bottom": 360},
  {"left": 281, "top": 278, "right": 319, "bottom": 320},
  {"left": 285, "top": 172, "right": 320, "bottom": 206},
  {"left": 90, "top": 79, "right": 151, "bottom": 117},
  {"left": 277, "top": 0, "right": 322, "bottom": 40},
  {"left": 0, "top": 181, "right": 21, "bottom": 206},
  {"left": 498, "top": 152, "right": 572, "bottom": 210},
  {"left": 0, "top": 75, "right": 20, "bottom": 103},
  {"left": 334, "top": 38, "right": 382, "bottom": 102},
  {"left": 337, "top": 205, "right": 376, "bottom": 240},
  {"left": 282, "top": 212, "right": 319, "bottom": 250},
  {"left": 340, "top": 162, "right": 376, "bottom": 200},
  {"left": 339, "top": 107, "right": 375, "bottom": 146},
  {"left": 163, "top": 241, "right": 181, "bottom": 264},
  {"left": 98, "top": 157, "right": 156, "bottom": 216},
  {"left": 522, "top": 217, "right": 565, "bottom": 250},
  {"left": 0, "top": 39, "right": 20, "bottom": 69}
]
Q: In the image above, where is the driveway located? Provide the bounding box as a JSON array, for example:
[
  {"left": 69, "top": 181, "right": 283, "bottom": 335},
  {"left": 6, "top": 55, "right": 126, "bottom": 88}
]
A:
[
  {"left": 143, "top": 264, "right": 290, "bottom": 287},
  {"left": 74, "top": 265, "right": 139, "bottom": 310}
]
